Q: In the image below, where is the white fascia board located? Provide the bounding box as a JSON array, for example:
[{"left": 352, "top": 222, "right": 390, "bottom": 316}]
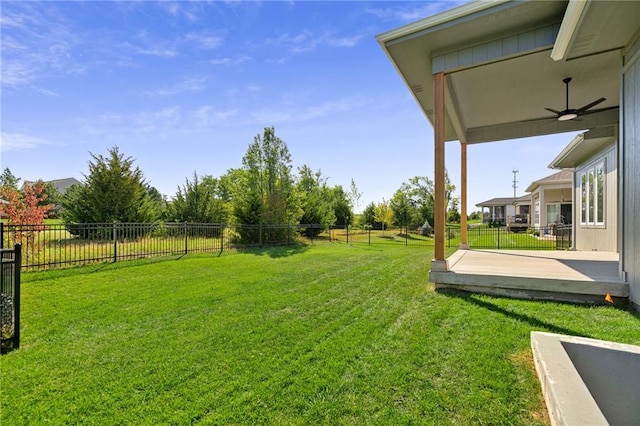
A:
[
  {"left": 549, "top": 133, "right": 585, "bottom": 169},
  {"left": 551, "top": 0, "right": 589, "bottom": 61},
  {"left": 376, "top": 0, "right": 511, "bottom": 45}
]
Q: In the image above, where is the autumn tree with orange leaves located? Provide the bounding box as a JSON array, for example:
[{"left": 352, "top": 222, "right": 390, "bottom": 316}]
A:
[{"left": 0, "top": 180, "right": 54, "bottom": 225}]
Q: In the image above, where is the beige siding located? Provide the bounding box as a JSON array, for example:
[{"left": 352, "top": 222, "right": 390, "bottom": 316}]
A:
[
  {"left": 574, "top": 145, "right": 617, "bottom": 252},
  {"left": 622, "top": 39, "right": 640, "bottom": 307}
]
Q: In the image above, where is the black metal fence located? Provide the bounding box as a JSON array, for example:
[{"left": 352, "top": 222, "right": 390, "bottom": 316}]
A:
[
  {"left": 0, "top": 222, "right": 574, "bottom": 271},
  {"left": 1, "top": 244, "right": 21, "bottom": 353},
  {"left": 447, "top": 224, "right": 572, "bottom": 250},
  {"left": 0, "top": 222, "right": 438, "bottom": 270}
]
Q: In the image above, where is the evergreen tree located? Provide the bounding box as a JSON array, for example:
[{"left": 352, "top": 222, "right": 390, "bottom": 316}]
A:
[
  {"left": 0, "top": 168, "right": 20, "bottom": 191},
  {"left": 359, "top": 201, "right": 380, "bottom": 229},
  {"left": 331, "top": 185, "right": 352, "bottom": 227},
  {"left": 62, "top": 147, "right": 159, "bottom": 236},
  {"left": 390, "top": 189, "right": 413, "bottom": 233},
  {"left": 297, "top": 165, "right": 335, "bottom": 237}
]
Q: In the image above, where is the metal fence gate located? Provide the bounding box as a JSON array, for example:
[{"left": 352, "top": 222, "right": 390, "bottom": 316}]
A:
[{"left": 1, "top": 244, "right": 21, "bottom": 353}]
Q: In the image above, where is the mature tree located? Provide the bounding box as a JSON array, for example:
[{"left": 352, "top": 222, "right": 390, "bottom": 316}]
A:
[
  {"left": 447, "top": 197, "right": 461, "bottom": 223},
  {"left": 331, "top": 185, "right": 352, "bottom": 227},
  {"left": 390, "top": 189, "right": 413, "bottom": 233},
  {"left": 233, "top": 127, "right": 301, "bottom": 243},
  {"left": 146, "top": 185, "right": 168, "bottom": 220},
  {"left": 169, "top": 172, "right": 232, "bottom": 223},
  {"left": 399, "top": 171, "right": 456, "bottom": 227},
  {"left": 468, "top": 210, "right": 482, "bottom": 221},
  {"left": 62, "top": 146, "right": 160, "bottom": 226},
  {"left": 358, "top": 201, "right": 379, "bottom": 229},
  {"left": 374, "top": 199, "right": 393, "bottom": 231},
  {"left": 0, "top": 180, "right": 54, "bottom": 225},
  {"left": 297, "top": 165, "right": 335, "bottom": 236},
  {"left": 0, "top": 168, "right": 20, "bottom": 191}
]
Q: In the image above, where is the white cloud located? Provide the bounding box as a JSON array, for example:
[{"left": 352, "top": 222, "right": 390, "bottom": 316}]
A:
[
  {"left": 146, "top": 76, "right": 208, "bottom": 96},
  {"left": 365, "top": 2, "right": 467, "bottom": 23},
  {"left": 250, "top": 96, "right": 371, "bottom": 124},
  {"left": 185, "top": 32, "right": 224, "bottom": 50},
  {"left": 1, "top": 4, "right": 81, "bottom": 88},
  {"left": 264, "top": 29, "right": 363, "bottom": 54},
  {"left": 0, "top": 132, "right": 52, "bottom": 152},
  {"left": 192, "top": 106, "right": 239, "bottom": 127},
  {"left": 208, "top": 55, "right": 251, "bottom": 66}
]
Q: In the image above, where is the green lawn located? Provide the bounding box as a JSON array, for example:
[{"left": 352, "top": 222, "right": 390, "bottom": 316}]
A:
[{"left": 2, "top": 245, "right": 639, "bottom": 424}]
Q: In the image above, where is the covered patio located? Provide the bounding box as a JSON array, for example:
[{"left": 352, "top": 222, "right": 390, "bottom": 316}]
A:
[{"left": 377, "top": 0, "right": 639, "bottom": 305}]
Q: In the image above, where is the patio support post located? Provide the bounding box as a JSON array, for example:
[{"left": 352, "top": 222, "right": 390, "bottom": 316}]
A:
[
  {"left": 459, "top": 141, "right": 468, "bottom": 249},
  {"left": 432, "top": 72, "right": 449, "bottom": 272}
]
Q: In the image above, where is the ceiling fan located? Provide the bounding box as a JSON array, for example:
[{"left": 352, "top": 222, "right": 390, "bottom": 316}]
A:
[{"left": 544, "top": 77, "right": 606, "bottom": 121}]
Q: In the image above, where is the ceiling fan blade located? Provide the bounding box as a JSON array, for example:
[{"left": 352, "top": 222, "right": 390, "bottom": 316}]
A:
[
  {"left": 544, "top": 107, "right": 561, "bottom": 115},
  {"left": 577, "top": 105, "right": 618, "bottom": 116},
  {"left": 576, "top": 97, "right": 606, "bottom": 113}
]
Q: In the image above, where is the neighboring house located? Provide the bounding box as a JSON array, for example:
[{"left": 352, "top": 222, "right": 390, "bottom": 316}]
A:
[
  {"left": 525, "top": 170, "right": 573, "bottom": 229},
  {"left": 22, "top": 177, "right": 81, "bottom": 216},
  {"left": 475, "top": 195, "right": 530, "bottom": 227},
  {"left": 23, "top": 177, "right": 81, "bottom": 196},
  {"left": 550, "top": 126, "right": 617, "bottom": 252},
  {"left": 377, "top": 0, "right": 640, "bottom": 308}
]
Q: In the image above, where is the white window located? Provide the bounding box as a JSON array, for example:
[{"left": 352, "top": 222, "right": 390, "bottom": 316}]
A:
[
  {"left": 579, "top": 161, "right": 605, "bottom": 226},
  {"left": 547, "top": 203, "right": 560, "bottom": 225},
  {"left": 534, "top": 200, "right": 540, "bottom": 226}
]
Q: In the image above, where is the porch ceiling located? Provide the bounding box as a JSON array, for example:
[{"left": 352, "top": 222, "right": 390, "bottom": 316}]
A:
[{"left": 377, "top": 0, "right": 640, "bottom": 144}]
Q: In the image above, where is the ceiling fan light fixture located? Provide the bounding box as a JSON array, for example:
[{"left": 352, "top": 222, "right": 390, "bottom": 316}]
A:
[{"left": 558, "top": 112, "right": 577, "bottom": 121}]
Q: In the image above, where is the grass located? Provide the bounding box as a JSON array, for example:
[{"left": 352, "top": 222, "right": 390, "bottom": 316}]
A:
[{"left": 2, "top": 245, "right": 639, "bottom": 424}]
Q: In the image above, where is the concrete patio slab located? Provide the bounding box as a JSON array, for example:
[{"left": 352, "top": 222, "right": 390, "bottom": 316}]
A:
[{"left": 430, "top": 250, "right": 628, "bottom": 304}]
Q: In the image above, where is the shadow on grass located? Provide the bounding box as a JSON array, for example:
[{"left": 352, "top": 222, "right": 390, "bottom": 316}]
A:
[
  {"left": 437, "top": 288, "right": 596, "bottom": 338},
  {"left": 234, "top": 243, "right": 310, "bottom": 258}
]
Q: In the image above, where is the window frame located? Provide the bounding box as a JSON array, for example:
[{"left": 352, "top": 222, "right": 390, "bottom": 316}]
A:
[{"left": 579, "top": 160, "right": 606, "bottom": 227}]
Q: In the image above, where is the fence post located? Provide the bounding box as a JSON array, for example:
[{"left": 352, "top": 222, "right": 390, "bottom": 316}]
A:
[
  {"left": 220, "top": 225, "right": 224, "bottom": 254},
  {"left": 113, "top": 222, "right": 117, "bottom": 263},
  {"left": 368, "top": 227, "right": 371, "bottom": 246},
  {"left": 184, "top": 222, "right": 188, "bottom": 255},
  {"left": 346, "top": 225, "right": 349, "bottom": 244},
  {"left": 0, "top": 222, "right": 3, "bottom": 249},
  {"left": 406, "top": 227, "right": 408, "bottom": 246},
  {"left": 13, "top": 243, "right": 21, "bottom": 350},
  {"left": 497, "top": 226, "right": 501, "bottom": 249}
]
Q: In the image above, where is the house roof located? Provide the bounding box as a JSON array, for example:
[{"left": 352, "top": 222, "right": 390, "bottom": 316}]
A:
[
  {"left": 377, "top": 0, "right": 639, "bottom": 144},
  {"left": 549, "top": 125, "right": 616, "bottom": 169},
  {"left": 23, "top": 177, "right": 81, "bottom": 195},
  {"left": 525, "top": 170, "right": 573, "bottom": 193},
  {"left": 476, "top": 195, "right": 530, "bottom": 208}
]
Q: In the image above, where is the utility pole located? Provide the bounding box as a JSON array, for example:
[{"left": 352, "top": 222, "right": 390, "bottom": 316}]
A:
[{"left": 512, "top": 169, "right": 519, "bottom": 199}]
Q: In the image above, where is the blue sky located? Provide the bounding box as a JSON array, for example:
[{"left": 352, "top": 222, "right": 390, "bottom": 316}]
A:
[{"left": 1, "top": 0, "right": 580, "bottom": 212}]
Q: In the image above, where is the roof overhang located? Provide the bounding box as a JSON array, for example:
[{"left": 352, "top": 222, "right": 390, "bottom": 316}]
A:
[
  {"left": 377, "top": 0, "right": 640, "bottom": 144},
  {"left": 549, "top": 125, "right": 616, "bottom": 169}
]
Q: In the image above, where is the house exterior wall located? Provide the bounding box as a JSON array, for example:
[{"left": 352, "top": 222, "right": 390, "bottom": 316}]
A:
[
  {"left": 574, "top": 145, "right": 617, "bottom": 252},
  {"left": 622, "top": 37, "right": 640, "bottom": 308},
  {"left": 531, "top": 185, "right": 571, "bottom": 227}
]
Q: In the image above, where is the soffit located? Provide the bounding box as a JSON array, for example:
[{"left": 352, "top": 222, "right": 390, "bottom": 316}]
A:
[{"left": 378, "top": 0, "right": 640, "bottom": 144}]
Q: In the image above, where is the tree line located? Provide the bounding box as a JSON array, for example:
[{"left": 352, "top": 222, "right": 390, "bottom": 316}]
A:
[{"left": 1, "top": 126, "right": 463, "bottom": 242}]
